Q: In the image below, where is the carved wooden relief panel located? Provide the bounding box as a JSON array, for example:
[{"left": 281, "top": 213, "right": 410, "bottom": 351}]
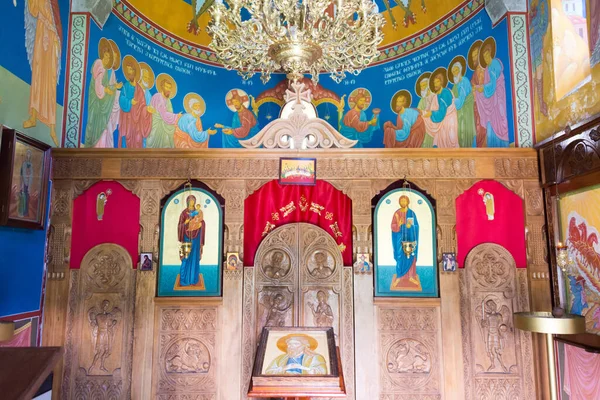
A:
[
  {"left": 151, "top": 304, "right": 218, "bottom": 400},
  {"left": 377, "top": 304, "right": 443, "bottom": 399},
  {"left": 62, "top": 244, "right": 135, "bottom": 399},
  {"left": 460, "top": 243, "right": 535, "bottom": 400},
  {"left": 245, "top": 222, "right": 355, "bottom": 399}
]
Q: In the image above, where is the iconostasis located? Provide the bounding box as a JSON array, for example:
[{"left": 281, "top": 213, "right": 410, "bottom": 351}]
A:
[{"left": 42, "top": 148, "right": 549, "bottom": 399}]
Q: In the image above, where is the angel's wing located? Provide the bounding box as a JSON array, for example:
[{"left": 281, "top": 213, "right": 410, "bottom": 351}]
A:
[
  {"left": 23, "top": 0, "right": 37, "bottom": 70},
  {"left": 474, "top": 304, "right": 487, "bottom": 340},
  {"left": 500, "top": 305, "right": 512, "bottom": 329},
  {"left": 88, "top": 306, "right": 99, "bottom": 326},
  {"left": 110, "top": 306, "right": 123, "bottom": 323}
]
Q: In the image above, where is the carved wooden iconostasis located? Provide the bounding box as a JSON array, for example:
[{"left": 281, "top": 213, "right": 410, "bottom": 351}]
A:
[{"left": 43, "top": 148, "right": 551, "bottom": 400}]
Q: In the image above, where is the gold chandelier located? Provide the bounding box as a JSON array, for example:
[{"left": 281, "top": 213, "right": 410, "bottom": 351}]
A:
[{"left": 208, "top": 0, "right": 385, "bottom": 83}]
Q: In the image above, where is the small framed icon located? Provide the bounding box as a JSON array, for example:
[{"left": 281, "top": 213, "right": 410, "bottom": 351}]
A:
[
  {"left": 140, "top": 252, "right": 153, "bottom": 271},
  {"left": 442, "top": 252, "right": 457, "bottom": 272}
]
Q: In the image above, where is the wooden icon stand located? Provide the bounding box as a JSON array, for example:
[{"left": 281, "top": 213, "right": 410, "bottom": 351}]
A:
[{"left": 248, "top": 327, "right": 346, "bottom": 400}]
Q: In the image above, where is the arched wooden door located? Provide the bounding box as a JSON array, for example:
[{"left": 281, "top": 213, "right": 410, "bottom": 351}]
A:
[{"left": 242, "top": 223, "right": 355, "bottom": 399}]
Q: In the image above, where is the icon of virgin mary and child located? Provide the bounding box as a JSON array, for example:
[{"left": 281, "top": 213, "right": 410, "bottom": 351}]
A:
[{"left": 176, "top": 195, "right": 206, "bottom": 289}]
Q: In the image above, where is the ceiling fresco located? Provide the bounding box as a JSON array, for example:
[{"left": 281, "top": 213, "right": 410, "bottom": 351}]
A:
[{"left": 115, "top": 0, "right": 478, "bottom": 66}]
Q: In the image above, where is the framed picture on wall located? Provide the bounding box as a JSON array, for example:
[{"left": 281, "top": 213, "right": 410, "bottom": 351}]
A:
[
  {"left": 158, "top": 182, "right": 224, "bottom": 297},
  {"left": 0, "top": 127, "right": 51, "bottom": 230},
  {"left": 279, "top": 158, "right": 317, "bottom": 185},
  {"left": 373, "top": 180, "right": 439, "bottom": 297}
]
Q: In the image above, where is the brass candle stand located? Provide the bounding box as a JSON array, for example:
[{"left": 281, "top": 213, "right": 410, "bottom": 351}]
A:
[{"left": 513, "top": 312, "right": 586, "bottom": 400}]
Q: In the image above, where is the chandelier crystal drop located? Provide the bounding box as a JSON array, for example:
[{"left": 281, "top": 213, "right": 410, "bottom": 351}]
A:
[{"left": 208, "top": 0, "right": 385, "bottom": 83}]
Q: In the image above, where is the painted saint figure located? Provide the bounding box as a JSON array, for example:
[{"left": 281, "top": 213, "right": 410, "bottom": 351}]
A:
[
  {"left": 265, "top": 334, "right": 327, "bottom": 375},
  {"left": 174, "top": 93, "right": 216, "bottom": 148},
  {"left": 308, "top": 290, "right": 334, "bottom": 327},
  {"left": 23, "top": 0, "right": 62, "bottom": 146},
  {"left": 391, "top": 195, "right": 420, "bottom": 288},
  {"left": 340, "top": 88, "right": 380, "bottom": 147},
  {"left": 147, "top": 73, "right": 180, "bottom": 148},
  {"left": 383, "top": 90, "right": 426, "bottom": 148},
  {"left": 448, "top": 56, "right": 477, "bottom": 148},
  {"left": 139, "top": 62, "right": 155, "bottom": 108},
  {"left": 177, "top": 195, "right": 206, "bottom": 286},
  {"left": 215, "top": 89, "right": 259, "bottom": 148},
  {"left": 84, "top": 38, "right": 122, "bottom": 148},
  {"left": 118, "top": 55, "right": 152, "bottom": 148},
  {"left": 87, "top": 300, "right": 122, "bottom": 374},
  {"left": 569, "top": 276, "right": 588, "bottom": 315},
  {"left": 415, "top": 73, "right": 435, "bottom": 148},
  {"left": 18, "top": 149, "right": 34, "bottom": 217},
  {"left": 473, "top": 38, "right": 509, "bottom": 147},
  {"left": 420, "top": 68, "right": 459, "bottom": 148},
  {"left": 468, "top": 40, "right": 489, "bottom": 148}
]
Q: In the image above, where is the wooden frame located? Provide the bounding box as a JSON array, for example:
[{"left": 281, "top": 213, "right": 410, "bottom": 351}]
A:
[
  {"left": 372, "top": 179, "right": 439, "bottom": 298},
  {"left": 536, "top": 113, "right": 600, "bottom": 350},
  {"left": 279, "top": 158, "right": 317, "bottom": 186},
  {"left": 0, "top": 127, "right": 51, "bottom": 230},
  {"left": 249, "top": 327, "right": 344, "bottom": 397},
  {"left": 158, "top": 180, "right": 225, "bottom": 297}
]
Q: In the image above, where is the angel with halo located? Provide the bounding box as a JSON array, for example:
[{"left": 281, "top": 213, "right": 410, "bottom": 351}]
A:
[
  {"left": 88, "top": 300, "right": 122, "bottom": 374},
  {"left": 476, "top": 298, "right": 511, "bottom": 372}
]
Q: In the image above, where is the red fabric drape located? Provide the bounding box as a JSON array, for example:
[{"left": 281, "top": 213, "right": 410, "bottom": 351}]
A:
[
  {"left": 0, "top": 323, "right": 31, "bottom": 347},
  {"left": 563, "top": 343, "right": 600, "bottom": 400},
  {"left": 70, "top": 181, "right": 140, "bottom": 269},
  {"left": 456, "top": 180, "right": 527, "bottom": 268},
  {"left": 244, "top": 180, "right": 353, "bottom": 266}
]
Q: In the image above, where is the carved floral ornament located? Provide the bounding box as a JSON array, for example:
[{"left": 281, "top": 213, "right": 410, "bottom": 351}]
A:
[{"left": 240, "top": 82, "right": 358, "bottom": 149}]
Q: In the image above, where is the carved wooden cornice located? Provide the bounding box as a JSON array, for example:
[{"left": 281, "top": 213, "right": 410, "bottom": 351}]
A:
[
  {"left": 50, "top": 149, "right": 538, "bottom": 180},
  {"left": 537, "top": 115, "right": 600, "bottom": 187}
]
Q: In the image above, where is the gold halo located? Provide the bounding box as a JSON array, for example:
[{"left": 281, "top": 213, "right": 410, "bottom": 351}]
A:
[
  {"left": 429, "top": 67, "right": 448, "bottom": 93},
  {"left": 390, "top": 89, "right": 412, "bottom": 112},
  {"left": 97, "top": 37, "right": 112, "bottom": 62},
  {"left": 183, "top": 92, "right": 206, "bottom": 116},
  {"left": 348, "top": 88, "right": 372, "bottom": 109},
  {"left": 468, "top": 39, "right": 483, "bottom": 70},
  {"left": 225, "top": 89, "right": 250, "bottom": 112},
  {"left": 122, "top": 55, "right": 141, "bottom": 83},
  {"left": 138, "top": 62, "right": 155, "bottom": 89},
  {"left": 414, "top": 72, "right": 431, "bottom": 96},
  {"left": 447, "top": 55, "right": 467, "bottom": 84},
  {"left": 156, "top": 73, "right": 178, "bottom": 99},
  {"left": 109, "top": 39, "right": 121, "bottom": 70},
  {"left": 276, "top": 333, "right": 319, "bottom": 353},
  {"left": 479, "top": 37, "right": 497, "bottom": 68}
]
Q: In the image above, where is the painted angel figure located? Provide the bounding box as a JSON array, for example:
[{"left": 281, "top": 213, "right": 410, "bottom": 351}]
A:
[
  {"left": 23, "top": 0, "right": 63, "bottom": 146},
  {"left": 262, "top": 293, "right": 291, "bottom": 328},
  {"left": 476, "top": 299, "right": 511, "bottom": 372},
  {"left": 88, "top": 300, "right": 122, "bottom": 374}
]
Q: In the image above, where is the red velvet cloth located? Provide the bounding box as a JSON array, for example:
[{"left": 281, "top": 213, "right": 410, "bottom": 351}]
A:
[
  {"left": 456, "top": 180, "right": 527, "bottom": 268},
  {"left": 70, "top": 181, "right": 140, "bottom": 269},
  {"left": 0, "top": 323, "right": 31, "bottom": 347},
  {"left": 244, "top": 180, "right": 353, "bottom": 266}
]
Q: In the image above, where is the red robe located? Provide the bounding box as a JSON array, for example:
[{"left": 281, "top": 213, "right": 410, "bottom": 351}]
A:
[
  {"left": 232, "top": 107, "right": 258, "bottom": 139},
  {"left": 471, "top": 66, "right": 488, "bottom": 148},
  {"left": 343, "top": 109, "right": 370, "bottom": 132},
  {"left": 383, "top": 112, "right": 426, "bottom": 148},
  {"left": 119, "top": 83, "right": 152, "bottom": 148}
]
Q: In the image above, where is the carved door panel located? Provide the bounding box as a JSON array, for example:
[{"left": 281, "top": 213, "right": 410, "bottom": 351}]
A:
[
  {"left": 252, "top": 223, "right": 354, "bottom": 399},
  {"left": 62, "top": 244, "right": 135, "bottom": 400},
  {"left": 460, "top": 243, "right": 536, "bottom": 400}
]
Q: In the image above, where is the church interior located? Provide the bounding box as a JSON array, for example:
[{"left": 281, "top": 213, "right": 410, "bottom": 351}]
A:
[{"left": 1, "top": 0, "right": 600, "bottom": 399}]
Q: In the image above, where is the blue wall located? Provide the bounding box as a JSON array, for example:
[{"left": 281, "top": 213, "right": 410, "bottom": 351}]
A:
[
  {"left": 0, "top": 183, "right": 50, "bottom": 318},
  {"left": 0, "top": 0, "right": 68, "bottom": 318}
]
